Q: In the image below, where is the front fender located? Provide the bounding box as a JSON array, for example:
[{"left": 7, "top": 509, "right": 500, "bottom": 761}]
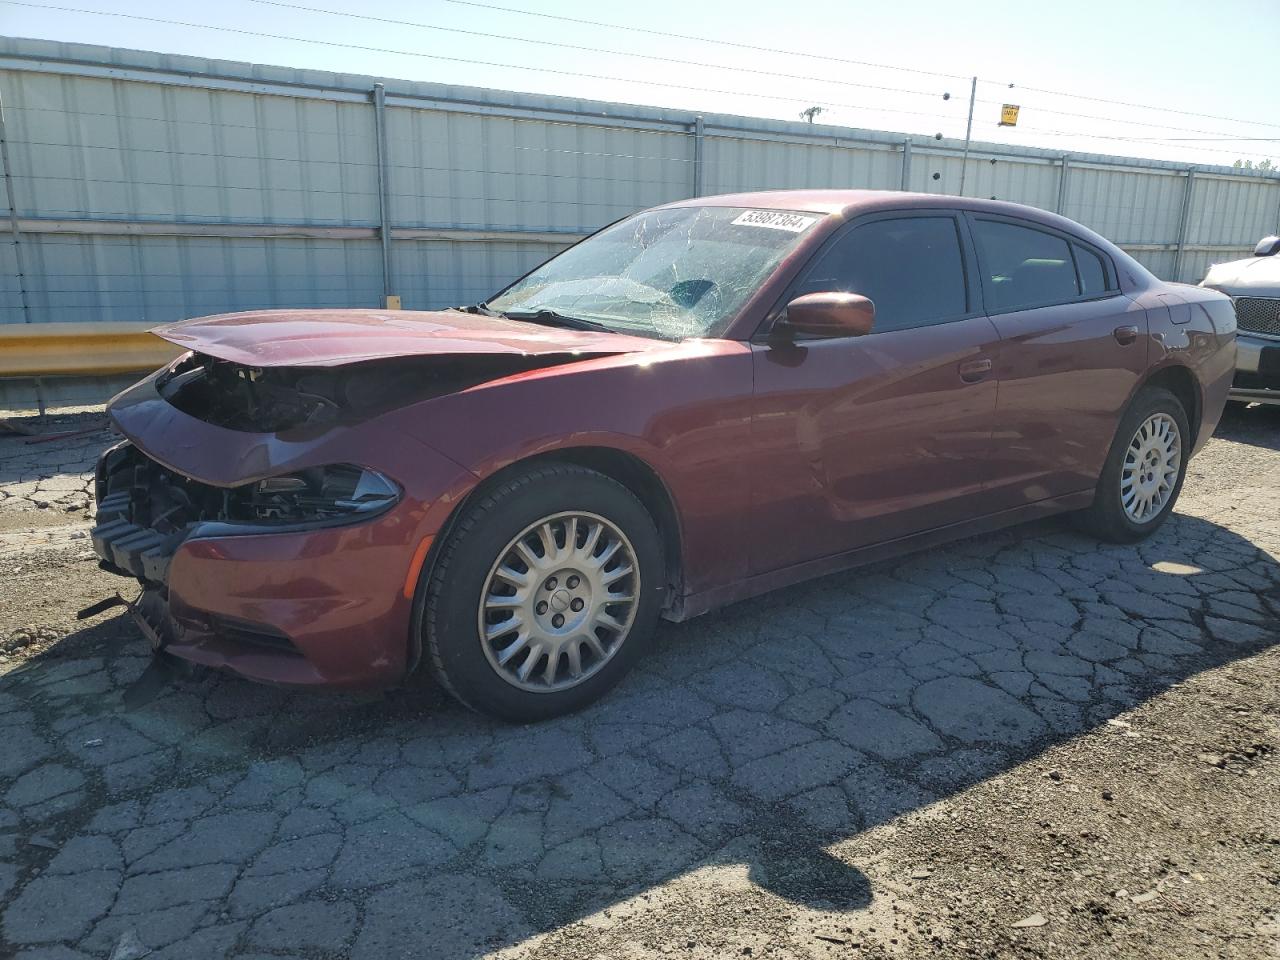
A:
[{"left": 397, "top": 341, "right": 757, "bottom": 598}]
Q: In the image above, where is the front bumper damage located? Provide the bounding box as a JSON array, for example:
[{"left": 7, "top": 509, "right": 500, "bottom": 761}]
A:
[
  {"left": 90, "top": 440, "right": 429, "bottom": 686},
  {"left": 84, "top": 349, "right": 492, "bottom": 689},
  {"left": 90, "top": 441, "right": 202, "bottom": 658},
  {"left": 87, "top": 359, "right": 478, "bottom": 687},
  {"left": 76, "top": 590, "right": 176, "bottom": 653},
  {"left": 93, "top": 484, "right": 183, "bottom": 584},
  {"left": 89, "top": 445, "right": 217, "bottom": 668}
]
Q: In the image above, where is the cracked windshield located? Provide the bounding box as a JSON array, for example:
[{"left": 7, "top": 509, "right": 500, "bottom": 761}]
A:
[{"left": 487, "top": 206, "right": 822, "bottom": 339}]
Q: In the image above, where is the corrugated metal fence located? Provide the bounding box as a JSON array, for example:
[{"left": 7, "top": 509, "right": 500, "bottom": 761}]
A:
[{"left": 3, "top": 36, "right": 1279, "bottom": 326}]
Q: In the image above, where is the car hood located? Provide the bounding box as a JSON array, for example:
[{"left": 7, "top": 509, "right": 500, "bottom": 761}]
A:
[
  {"left": 151, "top": 308, "right": 664, "bottom": 367},
  {"left": 1201, "top": 255, "right": 1280, "bottom": 296}
]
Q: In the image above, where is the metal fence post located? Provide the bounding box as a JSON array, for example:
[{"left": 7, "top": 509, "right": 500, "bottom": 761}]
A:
[
  {"left": 1173, "top": 166, "right": 1196, "bottom": 282},
  {"left": 1055, "top": 154, "right": 1069, "bottom": 214},
  {"left": 900, "top": 138, "right": 912, "bottom": 191},
  {"left": 692, "top": 116, "right": 704, "bottom": 198},
  {"left": 371, "top": 83, "right": 397, "bottom": 309},
  {"left": 0, "top": 84, "right": 45, "bottom": 415}
]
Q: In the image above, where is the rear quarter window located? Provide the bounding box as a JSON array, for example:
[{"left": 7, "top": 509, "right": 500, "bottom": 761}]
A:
[{"left": 1073, "top": 243, "right": 1111, "bottom": 297}]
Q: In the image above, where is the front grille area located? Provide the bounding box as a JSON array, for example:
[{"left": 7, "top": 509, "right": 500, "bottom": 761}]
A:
[
  {"left": 92, "top": 443, "right": 227, "bottom": 583},
  {"left": 92, "top": 491, "right": 184, "bottom": 582},
  {"left": 1234, "top": 297, "right": 1280, "bottom": 337},
  {"left": 93, "top": 442, "right": 311, "bottom": 658}
]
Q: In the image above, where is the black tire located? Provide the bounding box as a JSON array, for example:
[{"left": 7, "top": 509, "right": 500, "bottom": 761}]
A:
[
  {"left": 419, "top": 462, "right": 665, "bottom": 722},
  {"left": 1074, "top": 386, "right": 1190, "bottom": 544}
]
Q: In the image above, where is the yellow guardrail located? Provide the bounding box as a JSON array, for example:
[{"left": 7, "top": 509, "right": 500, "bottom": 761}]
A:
[{"left": 0, "top": 322, "right": 182, "bottom": 378}]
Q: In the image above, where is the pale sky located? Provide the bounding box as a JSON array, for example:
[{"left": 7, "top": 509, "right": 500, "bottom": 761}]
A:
[{"left": 2, "top": 0, "right": 1278, "bottom": 170}]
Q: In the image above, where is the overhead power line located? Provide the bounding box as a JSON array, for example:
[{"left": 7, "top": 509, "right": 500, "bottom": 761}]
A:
[
  {"left": 444, "top": 0, "right": 1280, "bottom": 133},
  {"left": 973, "top": 97, "right": 1274, "bottom": 140},
  {"left": 979, "top": 78, "right": 1280, "bottom": 131},
  {"left": 1016, "top": 127, "right": 1277, "bottom": 160},
  {"left": 440, "top": 0, "right": 969, "bottom": 82},
  {"left": 1, "top": 1, "right": 966, "bottom": 127},
  {"left": 249, "top": 0, "right": 955, "bottom": 104},
  {"left": 1086, "top": 136, "right": 1280, "bottom": 142},
  {"left": 6, "top": 0, "right": 1272, "bottom": 162}
]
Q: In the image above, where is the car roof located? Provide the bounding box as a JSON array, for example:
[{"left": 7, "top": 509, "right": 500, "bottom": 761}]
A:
[
  {"left": 656, "top": 188, "right": 910, "bottom": 217},
  {"left": 656, "top": 188, "right": 1063, "bottom": 223},
  {"left": 652, "top": 188, "right": 1159, "bottom": 293}
]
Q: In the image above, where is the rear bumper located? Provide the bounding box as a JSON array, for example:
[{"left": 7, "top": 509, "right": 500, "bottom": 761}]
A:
[{"left": 1231, "top": 333, "right": 1280, "bottom": 404}]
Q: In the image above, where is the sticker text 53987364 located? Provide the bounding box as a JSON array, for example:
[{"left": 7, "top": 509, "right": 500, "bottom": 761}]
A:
[{"left": 731, "top": 210, "right": 821, "bottom": 233}]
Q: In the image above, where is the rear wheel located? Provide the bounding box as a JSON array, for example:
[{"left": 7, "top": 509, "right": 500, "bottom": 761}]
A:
[
  {"left": 420, "top": 462, "right": 664, "bottom": 721},
  {"left": 1074, "top": 386, "right": 1189, "bottom": 543}
]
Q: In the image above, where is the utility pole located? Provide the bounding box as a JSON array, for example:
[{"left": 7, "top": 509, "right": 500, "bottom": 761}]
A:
[{"left": 958, "top": 76, "right": 977, "bottom": 197}]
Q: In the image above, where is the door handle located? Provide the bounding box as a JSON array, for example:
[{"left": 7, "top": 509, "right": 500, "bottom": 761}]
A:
[
  {"left": 958, "top": 358, "right": 993, "bottom": 383},
  {"left": 1113, "top": 324, "right": 1139, "bottom": 345}
]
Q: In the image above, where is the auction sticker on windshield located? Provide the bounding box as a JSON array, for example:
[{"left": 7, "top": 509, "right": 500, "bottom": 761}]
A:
[{"left": 731, "top": 210, "right": 820, "bottom": 232}]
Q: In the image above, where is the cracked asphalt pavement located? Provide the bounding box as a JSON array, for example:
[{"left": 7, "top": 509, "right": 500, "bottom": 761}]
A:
[{"left": 1, "top": 405, "right": 1277, "bottom": 959}]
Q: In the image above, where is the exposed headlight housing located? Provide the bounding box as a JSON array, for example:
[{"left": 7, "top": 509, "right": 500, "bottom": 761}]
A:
[{"left": 244, "top": 464, "right": 400, "bottom": 523}]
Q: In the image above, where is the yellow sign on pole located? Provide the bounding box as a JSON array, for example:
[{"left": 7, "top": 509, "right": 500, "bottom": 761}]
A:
[{"left": 999, "top": 104, "right": 1020, "bottom": 127}]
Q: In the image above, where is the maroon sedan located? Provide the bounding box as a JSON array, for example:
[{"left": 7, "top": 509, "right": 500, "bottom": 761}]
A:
[{"left": 93, "top": 190, "right": 1236, "bottom": 720}]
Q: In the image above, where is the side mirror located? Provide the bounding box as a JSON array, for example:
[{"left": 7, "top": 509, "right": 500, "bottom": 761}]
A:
[
  {"left": 1255, "top": 235, "right": 1280, "bottom": 257},
  {"left": 776, "top": 292, "right": 875, "bottom": 340}
]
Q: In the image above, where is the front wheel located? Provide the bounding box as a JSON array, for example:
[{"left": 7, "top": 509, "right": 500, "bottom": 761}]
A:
[
  {"left": 419, "top": 462, "right": 664, "bottom": 721},
  {"left": 1074, "top": 386, "right": 1190, "bottom": 543}
]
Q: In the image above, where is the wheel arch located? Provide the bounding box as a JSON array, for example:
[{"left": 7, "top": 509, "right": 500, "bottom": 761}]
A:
[
  {"left": 536, "top": 447, "right": 685, "bottom": 604},
  {"left": 1138, "top": 363, "right": 1202, "bottom": 449},
  {"left": 407, "top": 445, "right": 686, "bottom": 675}
]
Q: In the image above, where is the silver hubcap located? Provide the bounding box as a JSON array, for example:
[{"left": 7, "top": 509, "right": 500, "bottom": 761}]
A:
[
  {"left": 1121, "top": 412, "right": 1181, "bottom": 523},
  {"left": 478, "top": 511, "right": 639, "bottom": 693}
]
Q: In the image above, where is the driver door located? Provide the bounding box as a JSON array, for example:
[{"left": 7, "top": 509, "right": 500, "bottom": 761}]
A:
[{"left": 748, "top": 212, "right": 1003, "bottom": 574}]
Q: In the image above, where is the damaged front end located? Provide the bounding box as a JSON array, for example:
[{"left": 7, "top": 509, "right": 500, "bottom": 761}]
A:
[
  {"left": 86, "top": 308, "right": 656, "bottom": 686},
  {"left": 93, "top": 440, "right": 400, "bottom": 582},
  {"left": 92, "top": 438, "right": 402, "bottom": 657},
  {"left": 155, "top": 349, "right": 590, "bottom": 436},
  {"left": 92, "top": 345, "right": 603, "bottom": 584}
]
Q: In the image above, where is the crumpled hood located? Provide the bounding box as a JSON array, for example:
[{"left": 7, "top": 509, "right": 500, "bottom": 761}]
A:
[
  {"left": 1201, "top": 255, "right": 1280, "bottom": 295},
  {"left": 151, "top": 308, "right": 664, "bottom": 367}
]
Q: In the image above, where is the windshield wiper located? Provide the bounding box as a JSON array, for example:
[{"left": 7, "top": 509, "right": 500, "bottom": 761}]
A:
[
  {"left": 450, "top": 301, "right": 502, "bottom": 317},
  {"left": 499, "top": 309, "right": 611, "bottom": 332}
]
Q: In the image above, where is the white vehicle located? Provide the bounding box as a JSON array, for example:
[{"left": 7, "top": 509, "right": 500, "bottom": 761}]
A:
[{"left": 1201, "top": 235, "right": 1280, "bottom": 405}]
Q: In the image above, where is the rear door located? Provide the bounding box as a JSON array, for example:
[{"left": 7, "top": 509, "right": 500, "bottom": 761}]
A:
[
  {"left": 967, "top": 215, "right": 1149, "bottom": 505},
  {"left": 749, "top": 211, "right": 1003, "bottom": 574}
]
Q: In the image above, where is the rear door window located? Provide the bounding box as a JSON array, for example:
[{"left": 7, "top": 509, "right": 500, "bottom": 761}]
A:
[
  {"left": 795, "top": 216, "right": 969, "bottom": 332},
  {"left": 971, "top": 219, "right": 1081, "bottom": 312}
]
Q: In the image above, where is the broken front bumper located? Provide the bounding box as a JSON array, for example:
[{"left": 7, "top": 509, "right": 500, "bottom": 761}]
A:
[
  {"left": 92, "top": 483, "right": 182, "bottom": 584},
  {"left": 89, "top": 368, "right": 478, "bottom": 688},
  {"left": 91, "top": 445, "right": 427, "bottom": 687},
  {"left": 125, "top": 524, "right": 419, "bottom": 687}
]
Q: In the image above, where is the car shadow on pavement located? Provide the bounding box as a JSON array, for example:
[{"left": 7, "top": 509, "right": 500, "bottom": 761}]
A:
[{"left": 1, "top": 509, "right": 1278, "bottom": 958}]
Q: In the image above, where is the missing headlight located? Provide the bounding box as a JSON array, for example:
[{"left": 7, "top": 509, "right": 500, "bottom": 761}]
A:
[{"left": 247, "top": 465, "right": 400, "bottom": 523}]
